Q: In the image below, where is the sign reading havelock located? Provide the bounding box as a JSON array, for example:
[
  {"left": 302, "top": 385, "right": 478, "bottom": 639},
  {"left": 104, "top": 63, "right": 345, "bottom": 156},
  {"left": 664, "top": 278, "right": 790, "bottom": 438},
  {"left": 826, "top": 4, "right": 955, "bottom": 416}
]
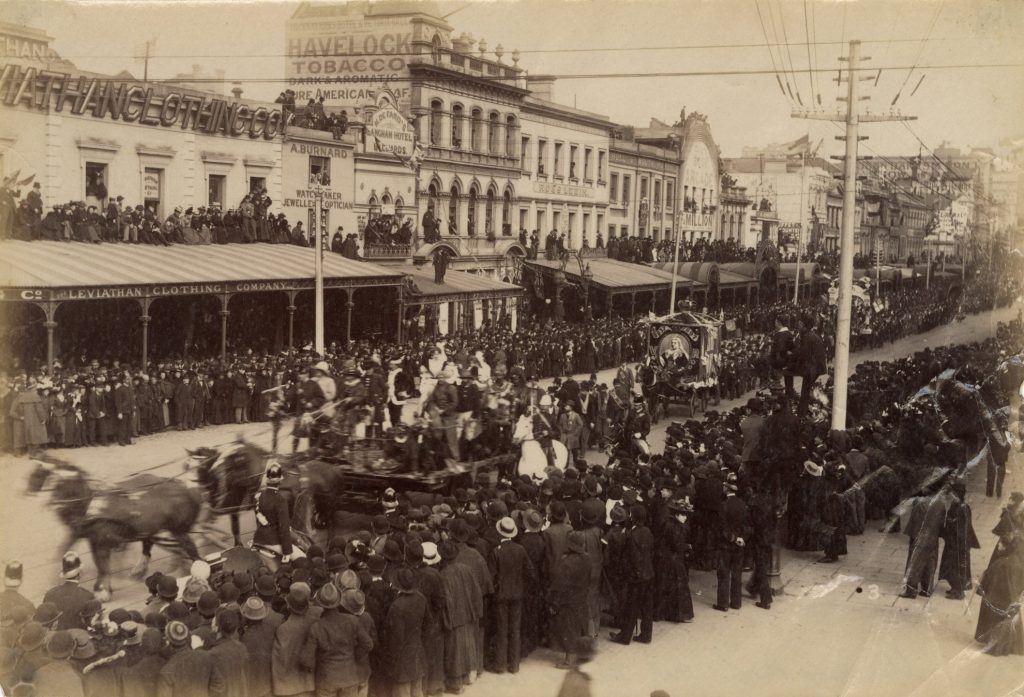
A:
[{"left": 0, "top": 64, "right": 285, "bottom": 139}]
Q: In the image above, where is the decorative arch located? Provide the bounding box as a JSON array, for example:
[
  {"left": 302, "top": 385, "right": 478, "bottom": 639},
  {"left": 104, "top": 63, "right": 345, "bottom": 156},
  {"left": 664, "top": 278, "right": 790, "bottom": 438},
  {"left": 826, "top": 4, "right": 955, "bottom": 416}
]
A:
[
  {"left": 431, "top": 34, "right": 443, "bottom": 63},
  {"left": 470, "top": 107, "right": 484, "bottom": 151},
  {"left": 448, "top": 179, "right": 461, "bottom": 232},
  {"left": 485, "top": 184, "right": 498, "bottom": 236}
]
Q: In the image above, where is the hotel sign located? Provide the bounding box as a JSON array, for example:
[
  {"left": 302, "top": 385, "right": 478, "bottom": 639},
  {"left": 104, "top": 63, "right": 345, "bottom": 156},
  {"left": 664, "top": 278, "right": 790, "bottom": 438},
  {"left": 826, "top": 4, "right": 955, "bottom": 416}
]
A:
[
  {"left": 365, "top": 90, "right": 415, "bottom": 157},
  {"left": 0, "top": 64, "right": 284, "bottom": 140}
]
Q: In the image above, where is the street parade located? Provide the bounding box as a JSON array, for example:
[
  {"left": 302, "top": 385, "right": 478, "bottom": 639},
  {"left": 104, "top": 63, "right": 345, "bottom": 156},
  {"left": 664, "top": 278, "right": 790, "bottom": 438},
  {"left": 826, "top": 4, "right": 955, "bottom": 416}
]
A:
[{"left": 2, "top": 2, "right": 1024, "bottom": 697}]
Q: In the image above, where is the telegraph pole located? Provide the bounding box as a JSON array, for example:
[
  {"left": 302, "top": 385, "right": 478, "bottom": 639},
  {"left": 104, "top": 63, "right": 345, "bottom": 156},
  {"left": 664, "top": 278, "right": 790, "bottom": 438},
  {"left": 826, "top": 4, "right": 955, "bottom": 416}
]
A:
[
  {"left": 793, "top": 150, "right": 807, "bottom": 303},
  {"left": 792, "top": 39, "right": 916, "bottom": 431}
]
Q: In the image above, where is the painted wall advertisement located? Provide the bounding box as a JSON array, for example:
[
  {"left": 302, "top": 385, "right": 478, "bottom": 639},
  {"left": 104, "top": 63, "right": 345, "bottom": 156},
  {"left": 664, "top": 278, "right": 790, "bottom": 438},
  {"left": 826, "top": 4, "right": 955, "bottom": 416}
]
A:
[
  {"left": 365, "top": 90, "right": 415, "bottom": 158},
  {"left": 286, "top": 13, "right": 413, "bottom": 112}
]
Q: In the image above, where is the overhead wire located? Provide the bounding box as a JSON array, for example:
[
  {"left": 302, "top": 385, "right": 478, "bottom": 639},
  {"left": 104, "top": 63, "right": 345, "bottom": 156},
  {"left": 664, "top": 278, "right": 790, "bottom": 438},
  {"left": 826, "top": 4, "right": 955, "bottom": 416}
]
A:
[
  {"left": 802, "top": 0, "right": 816, "bottom": 106},
  {"left": 753, "top": 0, "right": 789, "bottom": 100},
  {"left": 892, "top": 0, "right": 945, "bottom": 106},
  {"left": 771, "top": 0, "right": 804, "bottom": 105}
]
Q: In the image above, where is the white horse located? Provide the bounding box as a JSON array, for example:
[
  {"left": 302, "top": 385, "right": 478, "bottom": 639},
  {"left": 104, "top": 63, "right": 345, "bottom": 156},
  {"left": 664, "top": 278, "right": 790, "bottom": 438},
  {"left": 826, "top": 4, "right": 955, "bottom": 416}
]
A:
[{"left": 511, "top": 413, "right": 569, "bottom": 481}]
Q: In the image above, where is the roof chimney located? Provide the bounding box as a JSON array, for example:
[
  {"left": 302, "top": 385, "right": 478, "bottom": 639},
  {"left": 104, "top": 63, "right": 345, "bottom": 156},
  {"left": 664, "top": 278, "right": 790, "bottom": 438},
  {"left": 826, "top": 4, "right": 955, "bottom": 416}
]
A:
[{"left": 231, "top": 82, "right": 243, "bottom": 99}]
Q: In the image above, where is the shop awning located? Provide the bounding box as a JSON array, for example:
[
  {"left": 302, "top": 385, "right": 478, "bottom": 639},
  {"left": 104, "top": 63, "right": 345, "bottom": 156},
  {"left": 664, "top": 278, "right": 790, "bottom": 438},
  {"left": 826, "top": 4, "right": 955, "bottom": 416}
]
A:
[
  {"left": 779, "top": 262, "right": 820, "bottom": 282},
  {"left": 403, "top": 269, "right": 523, "bottom": 306},
  {"left": 0, "top": 241, "right": 404, "bottom": 301},
  {"left": 526, "top": 258, "right": 703, "bottom": 295}
]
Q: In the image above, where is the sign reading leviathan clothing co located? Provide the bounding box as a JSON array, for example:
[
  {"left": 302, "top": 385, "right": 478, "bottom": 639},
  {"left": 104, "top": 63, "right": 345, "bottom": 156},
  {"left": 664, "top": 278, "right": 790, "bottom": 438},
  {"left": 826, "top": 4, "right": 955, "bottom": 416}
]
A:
[
  {"left": 286, "top": 12, "right": 413, "bottom": 112},
  {"left": 0, "top": 64, "right": 284, "bottom": 139}
]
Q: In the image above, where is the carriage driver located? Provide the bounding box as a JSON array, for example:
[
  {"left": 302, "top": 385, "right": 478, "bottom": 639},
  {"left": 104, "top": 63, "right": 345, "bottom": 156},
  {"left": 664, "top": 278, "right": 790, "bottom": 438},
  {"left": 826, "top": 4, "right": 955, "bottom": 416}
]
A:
[
  {"left": 252, "top": 462, "right": 292, "bottom": 565},
  {"left": 534, "top": 394, "right": 561, "bottom": 470}
]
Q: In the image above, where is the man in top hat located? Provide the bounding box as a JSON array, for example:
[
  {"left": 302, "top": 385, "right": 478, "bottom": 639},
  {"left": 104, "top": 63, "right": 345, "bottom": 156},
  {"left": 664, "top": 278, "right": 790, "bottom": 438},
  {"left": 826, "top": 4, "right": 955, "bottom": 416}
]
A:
[
  {"left": 42, "top": 553, "right": 94, "bottom": 631},
  {"left": 490, "top": 516, "right": 536, "bottom": 674},
  {"left": 2, "top": 561, "right": 35, "bottom": 621},
  {"left": 252, "top": 463, "right": 293, "bottom": 567}
]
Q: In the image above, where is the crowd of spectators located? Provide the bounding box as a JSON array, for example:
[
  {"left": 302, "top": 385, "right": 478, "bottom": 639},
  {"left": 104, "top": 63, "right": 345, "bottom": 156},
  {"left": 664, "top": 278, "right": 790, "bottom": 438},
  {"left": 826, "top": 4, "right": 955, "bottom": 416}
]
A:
[
  {"left": 1, "top": 314, "right": 1019, "bottom": 697},
  {"left": 4, "top": 266, "right": 1017, "bottom": 458},
  {"left": 276, "top": 92, "right": 350, "bottom": 140}
]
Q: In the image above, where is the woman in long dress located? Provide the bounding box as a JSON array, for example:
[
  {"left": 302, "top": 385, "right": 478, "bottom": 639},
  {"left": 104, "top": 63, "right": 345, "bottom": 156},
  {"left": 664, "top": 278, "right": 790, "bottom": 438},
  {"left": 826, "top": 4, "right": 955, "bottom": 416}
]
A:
[{"left": 975, "top": 540, "right": 1024, "bottom": 656}]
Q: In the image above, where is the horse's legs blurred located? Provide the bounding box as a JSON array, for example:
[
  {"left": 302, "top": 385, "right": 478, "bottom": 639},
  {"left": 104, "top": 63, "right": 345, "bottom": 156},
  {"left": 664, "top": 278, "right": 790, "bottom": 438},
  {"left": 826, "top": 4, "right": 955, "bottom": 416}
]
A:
[
  {"left": 230, "top": 512, "right": 242, "bottom": 548},
  {"left": 89, "top": 535, "right": 113, "bottom": 603},
  {"left": 175, "top": 532, "right": 200, "bottom": 564},
  {"left": 130, "top": 538, "right": 154, "bottom": 580}
]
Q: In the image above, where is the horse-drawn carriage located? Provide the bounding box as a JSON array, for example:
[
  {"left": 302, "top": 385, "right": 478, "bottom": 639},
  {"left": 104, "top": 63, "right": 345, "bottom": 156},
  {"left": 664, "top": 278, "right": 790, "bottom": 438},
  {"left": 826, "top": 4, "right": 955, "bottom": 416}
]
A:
[{"left": 638, "top": 310, "right": 724, "bottom": 418}]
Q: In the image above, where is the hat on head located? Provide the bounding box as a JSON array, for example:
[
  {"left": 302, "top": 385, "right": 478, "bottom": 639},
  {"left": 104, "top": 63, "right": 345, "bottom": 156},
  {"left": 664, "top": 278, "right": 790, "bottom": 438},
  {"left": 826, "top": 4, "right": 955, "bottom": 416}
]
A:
[
  {"left": 18, "top": 622, "right": 47, "bottom": 651},
  {"left": 47, "top": 630, "right": 75, "bottom": 660},
  {"left": 609, "top": 504, "right": 628, "bottom": 524},
  {"left": 182, "top": 580, "right": 205, "bottom": 605},
  {"left": 495, "top": 516, "right": 518, "bottom": 539},
  {"left": 121, "top": 621, "right": 142, "bottom": 646},
  {"left": 405, "top": 540, "right": 424, "bottom": 563},
  {"left": 438, "top": 540, "right": 459, "bottom": 561},
  {"left": 285, "top": 584, "right": 311, "bottom": 614},
  {"left": 367, "top": 555, "right": 388, "bottom": 576},
  {"left": 371, "top": 515, "right": 389, "bottom": 535},
  {"left": 197, "top": 591, "right": 220, "bottom": 617},
  {"left": 1008, "top": 491, "right": 1024, "bottom": 505},
  {"left": 164, "top": 601, "right": 189, "bottom": 622},
  {"left": 79, "top": 598, "right": 101, "bottom": 620},
  {"left": 215, "top": 608, "right": 241, "bottom": 635},
  {"left": 580, "top": 498, "right": 605, "bottom": 526},
  {"left": 108, "top": 608, "right": 131, "bottom": 626},
  {"left": 5, "top": 561, "right": 23, "bottom": 588},
  {"left": 61, "top": 551, "right": 81, "bottom": 580},
  {"left": 326, "top": 553, "right": 349, "bottom": 573},
  {"left": 158, "top": 575, "right": 179, "bottom": 601},
  {"left": 523, "top": 509, "right": 545, "bottom": 532},
  {"left": 69, "top": 628, "right": 96, "bottom": 659},
  {"left": 421, "top": 542, "right": 440, "bottom": 566},
  {"left": 339, "top": 588, "right": 365, "bottom": 616},
  {"left": 395, "top": 567, "right": 417, "bottom": 592},
  {"left": 315, "top": 582, "right": 341, "bottom": 609},
  {"left": 450, "top": 519, "right": 472, "bottom": 543},
  {"left": 241, "top": 597, "right": 268, "bottom": 621},
  {"left": 255, "top": 574, "right": 277, "bottom": 599},
  {"left": 165, "top": 620, "right": 190, "bottom": 647},
  {"left": 336, "top": 569, "right": 360, "bottom": 591}
]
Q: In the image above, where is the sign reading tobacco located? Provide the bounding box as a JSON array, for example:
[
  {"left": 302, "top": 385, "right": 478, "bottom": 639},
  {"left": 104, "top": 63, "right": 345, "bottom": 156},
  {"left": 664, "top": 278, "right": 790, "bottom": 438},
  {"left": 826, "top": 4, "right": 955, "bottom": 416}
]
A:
[{"left": 0, "top": 64, "right": 284, "bottom": 139}]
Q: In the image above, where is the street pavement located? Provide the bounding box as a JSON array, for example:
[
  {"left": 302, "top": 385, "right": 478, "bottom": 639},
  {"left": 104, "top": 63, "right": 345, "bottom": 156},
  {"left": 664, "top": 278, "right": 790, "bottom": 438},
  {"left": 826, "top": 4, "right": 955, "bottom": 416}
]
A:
[{"left": 0, "top": 302, "right": 1021, "bottom": 697}]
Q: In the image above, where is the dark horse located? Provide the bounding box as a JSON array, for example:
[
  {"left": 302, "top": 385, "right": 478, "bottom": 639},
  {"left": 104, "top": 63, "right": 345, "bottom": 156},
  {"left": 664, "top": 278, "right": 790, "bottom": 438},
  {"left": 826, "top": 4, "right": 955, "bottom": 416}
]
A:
[
  {"left": 26, "top": 459, "right": 201, "bottom": 601},
  {"left": 187, "top": 440, "right": 351, "bottom": 546}
]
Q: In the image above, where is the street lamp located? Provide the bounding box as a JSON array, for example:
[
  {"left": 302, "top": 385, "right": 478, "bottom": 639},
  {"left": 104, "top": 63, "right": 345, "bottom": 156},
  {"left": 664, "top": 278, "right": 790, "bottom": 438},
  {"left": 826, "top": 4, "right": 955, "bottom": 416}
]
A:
[{"left": 582, "top": 263, "right": 594, "bottom": 321}]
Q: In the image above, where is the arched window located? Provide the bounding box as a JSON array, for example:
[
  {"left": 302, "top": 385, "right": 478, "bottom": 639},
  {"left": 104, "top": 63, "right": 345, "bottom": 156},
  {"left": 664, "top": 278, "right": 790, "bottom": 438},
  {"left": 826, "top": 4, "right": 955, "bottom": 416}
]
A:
[
  {"left": 471, "top": 108, "right": 483, "bottom": 152},
  {"left": 448, "top": 184, "right": 460, "bottom": 233},
  {"left": 505, "top": 115, "right": 517, "bottom": 158},
  {"left": 429, "top": 99, "right": 443, "bottom": 146},
  {"left": 451, "top": 104, "right": 464, "bottom": 149},
  {"left": 485, "top": 185, "right": 497, "bottom": 235},
  {"left": 468, "top": 184, "right": 479, "bottom": 235},
  {"left": 428, "top": 183, "right": 440, "bottom": 217},
  {"left": 488, "top": 112, "right": 500, "bottom": 154},
  {"left": 368, "top": 194, "right": 380, "bottom": 219},
  {"left": 502, "top": 189, "right": 512, "bottom": 236},
  {"left": 431, "top": 34, "right": 442, "bottom": 64}
]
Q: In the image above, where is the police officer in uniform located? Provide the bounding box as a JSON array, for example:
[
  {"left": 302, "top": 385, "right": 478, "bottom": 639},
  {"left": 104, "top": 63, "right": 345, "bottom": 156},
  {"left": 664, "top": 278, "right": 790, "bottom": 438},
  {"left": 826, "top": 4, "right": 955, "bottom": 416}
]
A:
[{"left": 252, "top": 463, "right": 292, "bottom": 570}]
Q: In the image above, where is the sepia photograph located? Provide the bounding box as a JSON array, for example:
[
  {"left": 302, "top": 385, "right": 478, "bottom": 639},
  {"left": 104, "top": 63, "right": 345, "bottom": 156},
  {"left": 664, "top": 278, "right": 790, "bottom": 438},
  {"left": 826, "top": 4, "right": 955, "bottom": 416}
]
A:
[{"left": 0, "top": 1, "right": 1022, "bottom": 696}]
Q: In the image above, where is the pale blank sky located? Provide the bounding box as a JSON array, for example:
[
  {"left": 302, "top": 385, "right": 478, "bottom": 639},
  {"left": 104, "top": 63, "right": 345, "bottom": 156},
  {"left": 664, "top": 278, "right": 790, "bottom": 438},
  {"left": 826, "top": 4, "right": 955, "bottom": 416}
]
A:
[{"left": 5, "top": 0, "right": 1023, "bottom": 157}]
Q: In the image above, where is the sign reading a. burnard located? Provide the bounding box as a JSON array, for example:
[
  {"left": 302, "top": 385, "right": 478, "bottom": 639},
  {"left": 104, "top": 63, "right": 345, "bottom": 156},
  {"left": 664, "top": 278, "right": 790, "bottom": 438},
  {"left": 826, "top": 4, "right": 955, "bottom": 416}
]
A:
[
  {"left": 366, "top": 90, "right": 415, "bottom": 158},
  {"left": 286, "top": 13, "right": 413, "bottom": 110},
  {"left": 0, "top": 64, "right": 284, "bottom": 139}
]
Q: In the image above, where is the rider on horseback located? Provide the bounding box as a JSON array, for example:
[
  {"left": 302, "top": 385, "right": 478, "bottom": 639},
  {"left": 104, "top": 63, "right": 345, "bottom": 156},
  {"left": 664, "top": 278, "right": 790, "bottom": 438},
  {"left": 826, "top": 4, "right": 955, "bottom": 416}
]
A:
[
  {"left": 252, "top": 463, "right": 292, "bottom": 564},
  {"left": 534, "top": 394, "right": 561, "bottom": 470}
]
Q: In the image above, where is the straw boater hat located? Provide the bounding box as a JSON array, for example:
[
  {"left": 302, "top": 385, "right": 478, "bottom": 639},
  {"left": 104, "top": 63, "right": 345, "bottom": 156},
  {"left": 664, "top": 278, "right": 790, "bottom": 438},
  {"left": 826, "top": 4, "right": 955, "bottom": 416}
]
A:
[
  {"left": 495, "top": 516, "right": 518, "bottom": 539},
  {"left": 803, "top": 460, "right": 824, "bottom": 477}
]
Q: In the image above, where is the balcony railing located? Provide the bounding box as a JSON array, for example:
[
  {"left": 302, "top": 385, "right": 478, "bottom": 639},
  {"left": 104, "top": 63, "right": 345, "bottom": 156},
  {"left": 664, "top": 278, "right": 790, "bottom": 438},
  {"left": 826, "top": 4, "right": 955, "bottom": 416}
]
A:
[{"left": 364, "top": 243, "right": 412, "bottom": 259}]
